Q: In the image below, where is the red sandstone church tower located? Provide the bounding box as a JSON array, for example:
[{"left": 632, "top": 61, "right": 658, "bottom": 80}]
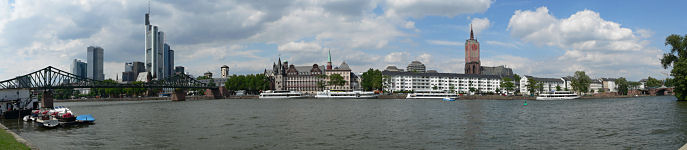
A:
[{"left": 465, "top": 25, "right": 481, "bottom": 74}]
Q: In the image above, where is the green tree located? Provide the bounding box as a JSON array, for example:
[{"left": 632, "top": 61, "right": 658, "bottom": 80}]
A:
[
  {"left": 616, "top": 77, "right": 629, "bottom": 95},
  {"left": 501, "top": 77, "right": 515, "bottom": 94},
  {"left": 645, "top": 76, "right": 663, "bottom": 88},
  {"left": 361, "top": 69, "right": 383, "bottom": 91},
  {"left": 571, "top": 71, "right": 592, "bottom": 95},
  {"left": 316, "top": 74, "right": 328, "bottom": 90},
  {"left": 329, "top": 74, "right": 346, "bottom": 89},
  {"left": 512, "top": 74, "right": 521, "bottom": 94},
  {"left": 665, "top": 78, "right": 675, "bottom": 87},
  {"left": 661, "top": 34, "right": 687, "bottom": 101},
  {"left": 449, "top": 85, "right": 456, "bottom": 93},
  {"left": 526, "top": 78, "right": 538, "bottom": 95},
  {"left": 629, "top": 81, "right": 641, "bottom": 90},
  {"left": 598, "top": 88, "right": 605, "bottom": 93},
  {"left": 556, "top": 85, "right": 562, "bottom": 91}
]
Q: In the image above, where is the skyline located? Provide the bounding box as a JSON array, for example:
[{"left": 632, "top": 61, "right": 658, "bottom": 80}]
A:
[{"left": 0, "top": 0, "right": 685, "bottom": 81}]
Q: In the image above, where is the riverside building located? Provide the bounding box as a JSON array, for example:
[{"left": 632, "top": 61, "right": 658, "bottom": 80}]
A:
[
  {"left": 382, "top": 71, "right": 501, "bottom": 93},
  {"left": 265, "top": 58, "right": 326, "bottom": 94},
  {"left": 519, "top": 76, "right": 566, "bottom": 95},
  {"left": 87, "top": 46, "right": 104, "bottom": 81}
]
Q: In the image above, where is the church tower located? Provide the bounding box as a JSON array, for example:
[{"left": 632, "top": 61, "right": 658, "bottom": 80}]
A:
[{"left": 465, "top": 25, "right": 481, "bottom": 74}]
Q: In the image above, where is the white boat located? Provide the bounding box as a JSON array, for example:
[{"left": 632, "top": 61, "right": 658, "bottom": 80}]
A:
[
  {"left": 406, "top": 90, "right": 459, "bottom": 99},
  {"left": 315, "top": 90, "right": 378, "bottom": 99},
  {"left": 259, "top": 90, "right": 304, "bottom": 99},
  {"left": 442, "top": 97, "right": 455, "bottom": 101},
  {"left": 536, "top": 91, "right": 580, "bottom": 100}
]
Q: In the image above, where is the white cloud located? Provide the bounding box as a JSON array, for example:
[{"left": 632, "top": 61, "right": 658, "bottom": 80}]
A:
[
  {"left": 506, "top": 7, "right": 665, "bottom": 80},
  {"left": 384, "top": 0, "right": 492, "bottom": 18},
  {"left": 427, "top": 40, "right": 463, "bottom": 46},
  {"left": 470, "top": 17, "right": 490, "bottom": 35},
  {"left": 485, "top": 41, "right": 520, "bottom": 49},
  {"left": 277, "top": 41, "right": 322, "bottom": 52},
  {"left": 384, "top": 52, "right": 409, "bottom": 63},
  {"left": 417, "top": 53, "right": 432, "bottom": 64}
]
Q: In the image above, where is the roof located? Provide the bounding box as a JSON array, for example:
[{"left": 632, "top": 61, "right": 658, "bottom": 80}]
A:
[
  {"left": 334, "top": 61, "right": 350, "bottom": 70},
  {"left": 601, "top": 78, "right": 617, "bottom": 81},
  {"left": 525, "top": 76, "right": 563, "bottom": 82},
  {"left": 382, "top": 71, "right": 501, "bottom": 79},
  {"left": 221, "top": 65, "right": 229, "bottom": 68}
]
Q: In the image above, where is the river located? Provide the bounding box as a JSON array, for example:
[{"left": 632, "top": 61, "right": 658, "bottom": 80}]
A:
[{"left": 1, "top": 96, "right": 686, "bottom": 149}]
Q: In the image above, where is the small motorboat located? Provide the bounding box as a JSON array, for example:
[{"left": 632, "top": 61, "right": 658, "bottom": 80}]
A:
[
  {"left": 442, "top": 97, "right": 456, "bottom": 101},
  {"left": 76, "top": 114, "right": 95, "bottom": 123}
]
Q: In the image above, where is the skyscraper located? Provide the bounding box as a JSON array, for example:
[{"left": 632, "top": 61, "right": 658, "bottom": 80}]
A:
[
  {"left": 145, "top": 7, "right": 174, "bottom": 80},
  {"left": 87, "top": 46, "right": 104, "bottom": 81},
  {"left": 465, "top": 25, "right": 481, "bottom": 74},
  {"left": 71, "top": 59, "right": 87, "bottom": 78}
]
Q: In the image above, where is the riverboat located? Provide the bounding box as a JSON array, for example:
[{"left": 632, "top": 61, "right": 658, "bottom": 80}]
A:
[
  {"left": 535, "top": 91, "right": 580, "bottom": 100},
  {"left": 24, "top": 106, "right": 95, "bottom": 128},
  {"left": 315, "top": 90, "right": 378, "bottom": 99},
  {"left": 259, "top": 90, "right": 304, "bottom": 99},
  {"left": 406, "top": 90, "right": 459, "bottom": 99}
]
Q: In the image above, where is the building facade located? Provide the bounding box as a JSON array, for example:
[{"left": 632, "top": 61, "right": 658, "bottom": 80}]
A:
[
  {"left": 221, "top": 65, "right": 230, "bottom": 78},
  {"left": 325, "top": 62, "right": 352, "bottom": 91},
  {"left": 590, "top": 79, "right": 603, "bottom": 93},
  {"left": 382, "top": 71, "right": 501, "bottom": 93},
  {"left": 71, "top": 59, "right": 87, "bottom": 79},
  {"left": 601, "top": 78, "right": 617, "bottom": 92},
  {"left": 481, "top": 65, "right": 513, "bottom": 77},
  {"left": 465, "top": 26, "right": 481, "bottom": 74},
  {"left": 519, "top": 76, "right": 565, "bottom": 95},
  {"left": 265, "top": 58, "right": 327, "bottom": 94},
  {"left": 406, "top": 61, "right": 426, "bottom": 73},
  {"left": 175, "top": 66, "right": 185, "bottom": 75},
  {"left": 87, "top": 46, "right": 104, "bottom": 81},
  {"left": 122, "top": 61, "right": 145, "bottom": 82}
]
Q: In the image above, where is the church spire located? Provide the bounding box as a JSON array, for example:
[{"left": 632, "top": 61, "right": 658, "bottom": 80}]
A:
[
  {"left": 328, "top": 48, "right": 332, "bottom": 62},
  {"left": 470, "top": 24, "right": 474, "bottom": 40}
]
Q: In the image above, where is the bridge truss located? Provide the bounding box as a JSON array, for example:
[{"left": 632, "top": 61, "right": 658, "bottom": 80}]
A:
[{"left": 0, "top": 66, "right": 212, "bottom": 90}]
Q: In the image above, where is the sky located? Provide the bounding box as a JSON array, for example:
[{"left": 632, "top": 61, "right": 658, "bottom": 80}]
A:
[{"left": 0, "top": 0, "right": 685, "bottom": 81}]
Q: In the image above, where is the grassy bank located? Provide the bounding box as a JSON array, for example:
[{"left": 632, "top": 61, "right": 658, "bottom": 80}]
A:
[{"left": 0, "top": 126, "right": 30, "bottom": 150}]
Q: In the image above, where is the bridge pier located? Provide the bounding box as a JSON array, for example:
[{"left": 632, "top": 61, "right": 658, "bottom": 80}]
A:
[
  {"left": 205, "top": 88, "right": 222, "bottom": 99},
  {"left": 40, "top": 90, "right": 53, "bottom": 109},
  {"left": 171, "top": 89, "right": 186, "bottom": 101}
]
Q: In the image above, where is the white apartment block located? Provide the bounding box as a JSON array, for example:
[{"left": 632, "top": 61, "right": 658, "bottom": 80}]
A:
[
  {"left": 382, "top": 71, "right": 501, "bottom": 94},
  {"left": 520, "top": 76, "right": 566, "bottom": 95}
]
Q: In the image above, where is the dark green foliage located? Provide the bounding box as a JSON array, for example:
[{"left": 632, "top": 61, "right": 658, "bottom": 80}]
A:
[
  {"left": 328, "top": 74, "right": 346, "bottom": 88},
  {"left": 645, "top": 76, "right": 663, "bottom": 88},
  {"left": 361, "top": 69, "right": 383, "bottom": 91},
  {"left": 571, "top": 71, "right": 591, "bottom": 95},
  {"left": 500, "top": 77, "right": 515, "bottom": 93},
  {"left": 660, "top": 34, "right": 687, "bottom": 101},
  {"left": 616, "top": 77, "right": 628, "bottom": 95},
  {"left": 224, "top": 74, "right": 270, "bottom": 95}
]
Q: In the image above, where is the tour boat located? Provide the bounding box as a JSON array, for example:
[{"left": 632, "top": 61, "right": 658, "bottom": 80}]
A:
[
  {"left": 315, "top": 90, "right": 378, "bottom": 99},
  {"left": 406, "top": 90, "right": 459, "bottom": 99},
  {"left": 24, "top": 106, "right": 95, "bottom": 127},
  {"left": 442, "top": 97, "right": 456, "bottom": 101},
  {"left": 535, "top": 91, "right": 580, "bottom": 100},
  {"left": 259, "top": 90, "right": 304, "bottom": 99}
]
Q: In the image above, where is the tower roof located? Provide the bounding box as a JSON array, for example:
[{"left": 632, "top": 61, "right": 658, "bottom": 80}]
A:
[
  {"left": 470, "top": 24, "right": 474, "bottom": 40},
  {"left": 328, "top": 49, "right": 332, "bottom": 62}
]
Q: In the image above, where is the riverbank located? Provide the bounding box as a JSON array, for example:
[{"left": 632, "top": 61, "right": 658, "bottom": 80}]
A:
[
  {"left": 0, "top": 122, "right": 35, "bottom": 150},
  {"left": 54, "top": 95, "right": 221, "bottom": 102}
]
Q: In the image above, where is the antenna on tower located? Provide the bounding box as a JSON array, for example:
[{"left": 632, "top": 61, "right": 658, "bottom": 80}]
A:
[{"left": 148, "top": 0, "right": 151, "bottom": 14}]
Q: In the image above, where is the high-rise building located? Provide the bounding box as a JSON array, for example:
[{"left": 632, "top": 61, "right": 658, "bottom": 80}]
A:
[
  {"left": 175, "top": 66, "right": 185, "bottom": 75},
  {"left": 125, "top": 62, "right": 134, "bottom": 72},
  {"left": 87, "top": 46, "right": 104, "bottom": 81},
  {"left": 221, "top": 65, "right": 230, "bottom": 78},
  {"left": 145, "top": 9, "right": 174, "bottom": 80},
  {"left": 71, "top": 59, "right": 87, "bottom": 78},
  {"left": 122, "top": 61, "right": 146, "bottom": 82},
  {"left": 406, "top": 61, "right": 426, "bottom": 73},
  {"left": 465, "top": 25, "right": 480, "bottom": 74}
]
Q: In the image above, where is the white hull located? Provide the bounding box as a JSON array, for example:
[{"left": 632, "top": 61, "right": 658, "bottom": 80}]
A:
[
  {"left": 406, "top": 96, "right": 458, "bottom": 99},
  {"left": 259, "top": 96, "right": 304, "bottom": 99},
  {"left": 315, "top": 95, "right": 378, "bottom": 99},
  {"left": 535, "top": 96, "right": 580, "bottom": 100}
]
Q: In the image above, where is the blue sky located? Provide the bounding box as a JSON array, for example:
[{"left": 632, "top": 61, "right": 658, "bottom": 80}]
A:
[{"left": 0, "top": 0, "right": 684, "bottom": 81}]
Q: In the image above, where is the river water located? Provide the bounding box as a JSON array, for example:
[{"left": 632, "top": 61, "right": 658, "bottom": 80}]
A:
[{"left": 2, "top": 96, "right": 686, "bottom": 149}]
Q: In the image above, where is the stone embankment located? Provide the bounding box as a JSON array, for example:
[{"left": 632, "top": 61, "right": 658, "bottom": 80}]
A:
[{"left": 0, "top": 122, "right": 37, "bottom": 149}]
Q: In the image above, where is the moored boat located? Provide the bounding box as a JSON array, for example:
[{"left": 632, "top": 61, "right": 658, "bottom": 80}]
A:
[
  {"left": 315, "top": 90, "right": 378, "bottom": 99},
  {"left": 406, "top": 90, "right": 459, "bottom": 99},
  {"left": 259, "top": 90, "right": 304, "bottom": 99},
  {"left": 535, "top": 91, "right": 580, "bottom": 100}
]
